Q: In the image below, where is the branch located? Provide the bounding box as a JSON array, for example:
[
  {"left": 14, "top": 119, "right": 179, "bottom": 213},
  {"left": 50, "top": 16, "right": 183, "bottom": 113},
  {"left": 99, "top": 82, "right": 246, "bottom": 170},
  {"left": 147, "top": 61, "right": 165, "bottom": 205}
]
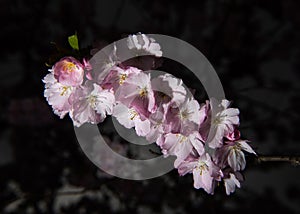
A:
[{"left": 257, "top": 156, "right": 300, "bottom": 166}]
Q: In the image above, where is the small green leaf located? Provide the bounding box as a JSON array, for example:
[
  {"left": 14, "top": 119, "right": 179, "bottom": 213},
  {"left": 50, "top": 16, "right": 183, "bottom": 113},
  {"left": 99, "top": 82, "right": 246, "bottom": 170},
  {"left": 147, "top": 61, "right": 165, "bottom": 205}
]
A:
[{"left": 68, "top": 33, "right": 79, "bottom": 50}]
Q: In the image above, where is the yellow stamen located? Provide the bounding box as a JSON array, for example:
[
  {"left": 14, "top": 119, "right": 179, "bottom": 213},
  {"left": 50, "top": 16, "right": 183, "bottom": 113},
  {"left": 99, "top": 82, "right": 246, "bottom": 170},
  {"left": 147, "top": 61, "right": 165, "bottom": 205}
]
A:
[
  {"left": 139, "top": 87, "right": 148, "bottom": 98},
  {"left": 87, "top": 95, "right": 97, "bottom": 108},
  {"left": 197, "top": 161, "right": 208, "bottom": 175},
  {"left": 62, "top": 61, "right": 76, "bottom": 73},
  {"left": 129, "top": 109, "right": 138, "bottom": 120},
  {"left": 60, "top": 86, "right": 70, "bottom": 96},
  {"left": 119, "top": 74, "right": 127, "bottom": 85},
  {"left": 176, "top": 134, "right": 187, "bottom": 144},
  {"left": 180, "top": 110, "right": 190, "bottom": 119}
]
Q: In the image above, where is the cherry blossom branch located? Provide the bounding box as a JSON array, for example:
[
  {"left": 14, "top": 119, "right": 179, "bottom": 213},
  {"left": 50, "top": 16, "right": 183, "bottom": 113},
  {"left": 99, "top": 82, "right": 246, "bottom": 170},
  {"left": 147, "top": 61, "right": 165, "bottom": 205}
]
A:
[{"left": 257, "top": 156, "right": 300, "bottom": 166}]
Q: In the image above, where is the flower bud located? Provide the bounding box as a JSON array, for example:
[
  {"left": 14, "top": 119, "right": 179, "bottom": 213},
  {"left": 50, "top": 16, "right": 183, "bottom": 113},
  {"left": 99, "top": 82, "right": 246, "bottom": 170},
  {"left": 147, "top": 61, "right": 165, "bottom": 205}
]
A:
[{"left": 53, "top": 57, "right": 84, "bottom": 86}]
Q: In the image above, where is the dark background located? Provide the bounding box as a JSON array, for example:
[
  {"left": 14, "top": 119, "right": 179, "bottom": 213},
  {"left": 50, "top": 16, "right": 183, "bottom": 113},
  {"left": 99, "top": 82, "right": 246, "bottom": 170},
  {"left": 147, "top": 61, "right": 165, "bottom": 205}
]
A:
[{"left": 1, "top": 0, "right": 300, "bottom": 213}]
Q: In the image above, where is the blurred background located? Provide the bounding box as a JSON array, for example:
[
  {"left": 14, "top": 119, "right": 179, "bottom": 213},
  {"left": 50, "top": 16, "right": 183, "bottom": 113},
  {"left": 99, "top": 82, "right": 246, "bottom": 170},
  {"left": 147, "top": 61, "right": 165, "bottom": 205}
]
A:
[{"left": 1, "top": 0, "right": 300, "bottom": 213}]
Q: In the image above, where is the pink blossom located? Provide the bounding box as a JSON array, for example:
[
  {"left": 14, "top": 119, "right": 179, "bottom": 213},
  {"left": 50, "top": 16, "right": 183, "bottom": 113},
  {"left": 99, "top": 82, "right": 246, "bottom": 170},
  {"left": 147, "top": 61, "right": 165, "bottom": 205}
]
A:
[
  {"left": 178, "top": 153, "right": 223, "bottom": 194},
  {"left": 127, "top": 33, "right": 162, "bottom": 57},
  {"left": 215, "top": 140, "right": 256, "bottom": 171},
  {"left": 161, "top": 131, "right": 204, "bottom": 167},
  {"left": 115, "top": 72, "right": 156, "bottom": 115},
  {"left": 151, "top": 74, "right": 186, "bottom": 107},
  {"left": 52, "top": 57, "right": 84, "bottom": 86},
  {"left": 113, "top": 102, "right": 151, "bottom": 137},
  {"left": 43, "top": 73, "right": 75, "bottom": 118},
  {"left": 70, "top": 82, "right": 115, "bottom": 127},
  {"left": 101, "top": 66, "right": 141, "bottom": 91},
  {"left": 164, "top": 98, "right": 202, "bottom": 134},
  {"left": 207, "top": 99, "right": 240, "bottom": 148}
]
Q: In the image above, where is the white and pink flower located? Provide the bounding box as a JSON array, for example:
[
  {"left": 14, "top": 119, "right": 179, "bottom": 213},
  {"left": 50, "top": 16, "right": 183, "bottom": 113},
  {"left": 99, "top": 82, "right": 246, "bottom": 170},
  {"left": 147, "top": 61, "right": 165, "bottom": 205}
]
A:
[
  {"left": 52, "top": 57, "right": 84, "bottom": 87},
  {"left": 115, "top": 71, "right": 156, "bottom": 116},
  {"left": 164, "top": 97, "right": 202, "bottom": 134},
  {"left": 178, "top": 153, "right": 223, "bottom": 194},
  {"left": 127, "top": 33, "right": 162, "bottom": 57},
  {"left": 207, "top": 99, "right": 240, "bottom": 148},
  {"left": 161, "top": 131, "right": 205, "bottom": 167},
  {"left": 215, "top": 140, "right": 256, "bottom": 171},
  {"left": 151, "top": 74, "right": 186, "bottom": 107},
  {"left": 113, "top": 102, "right": 151, "bottom": 137},
  {"left": 43, "top": 72, "right": 75, "bottom": 118},
  {"left": 223, "top": 171, "right": 243, "bottom": 195},
  {"left": 70, "top": 82, "right": 115, "bottom": 127},
  {"left": 42, "top": 34, "right": 256, "bottom": 195}
]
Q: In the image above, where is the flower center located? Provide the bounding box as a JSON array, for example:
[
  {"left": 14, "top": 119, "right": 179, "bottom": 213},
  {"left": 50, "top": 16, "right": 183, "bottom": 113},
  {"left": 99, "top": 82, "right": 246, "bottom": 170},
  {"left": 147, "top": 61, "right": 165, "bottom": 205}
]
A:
[
  {"left": 62, "top": 62, "right": 76, "bottom": 73},
  {"left": 139, "top": 87, "right": 148, "bottom": 98},
  {"left": 179, "top": 109, "right": 190, "bottom": 120},
  {"left": 232, "top": 143, "right": 242, "bottom": 151},
  {"left": 196, "top": 161, "right": 208, "bottom": 175},
  {"left": 87, "top": 95, "right": 97, "bottom": 108},
  {"left": 119, "top": 74, "right": 127, "bottom": 85},
  {"left": 176, "top": 134, "right": 187, "bottom": 143},
  {"left": 213, "top": 113, "right": 228, "bottom": 125},
  {"left": 60, "top": 86, "right": 71, "bottom": 96},
  {"left": 212, "top": 117, "right": 221, "bottom": 125},
  {"left": 129, "top": 109, "right": 138, "bottom": 120}
]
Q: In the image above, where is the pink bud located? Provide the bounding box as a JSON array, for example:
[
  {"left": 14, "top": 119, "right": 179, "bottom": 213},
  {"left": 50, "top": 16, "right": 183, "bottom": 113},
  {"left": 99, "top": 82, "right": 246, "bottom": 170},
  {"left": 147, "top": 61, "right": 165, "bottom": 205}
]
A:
[
  {"left": 53, "top": 57, "right": 84, "bottom": 86},
  {"left": 226, "top": 128, "right": 241, "bottom": 141}
]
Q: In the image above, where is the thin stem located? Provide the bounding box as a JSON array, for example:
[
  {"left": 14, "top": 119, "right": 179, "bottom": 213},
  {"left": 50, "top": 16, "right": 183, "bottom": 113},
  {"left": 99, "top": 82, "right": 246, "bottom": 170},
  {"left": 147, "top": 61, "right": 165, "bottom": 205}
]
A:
[{"left": 257, "top": 156, "right": 300, "bottom": 166}]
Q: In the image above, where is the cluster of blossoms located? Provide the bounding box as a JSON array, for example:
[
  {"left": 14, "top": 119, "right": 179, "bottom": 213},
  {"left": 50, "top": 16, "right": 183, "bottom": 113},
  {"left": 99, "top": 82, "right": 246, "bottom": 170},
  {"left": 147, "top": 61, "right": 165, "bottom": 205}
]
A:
[{"left": 43, "top": 33, "right": 256, "bottom": 195}]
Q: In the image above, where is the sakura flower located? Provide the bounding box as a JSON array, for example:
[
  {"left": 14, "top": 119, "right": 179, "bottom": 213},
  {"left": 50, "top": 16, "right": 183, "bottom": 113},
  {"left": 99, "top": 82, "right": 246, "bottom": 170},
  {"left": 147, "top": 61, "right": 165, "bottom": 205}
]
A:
[
  {"left": 165, "top": 98, "right": 201, "bottom": 134},
  {"left": 43, "top": 73, "right": 75, "bottom": 118},
  {"left": 70, "top": 82, "right": 115, "bottom": 127},
  {"left": 101, "top": 66, "right": 141, "bottom": 91},
  {"left": 52, "top": 56, "right": 84, "bottom": 86},
  {"left": 161, "top": 131, "right": 205, "bottom": 167},
  {"left": 215, "top": 140, "right": 256, "bottom": 171},
  {"left": 151, "top": 74, "right": 186, "bottom": 107},
  {"left": 223, "top": 172, "right": 243, "bottom": 195},
  {"left": 207, "top": 99, "right": 240, "bottom": 148},
  {"left": 127, "top": 33, "right": 162, "bottom": 57},
  {"left": 113, "top": 102, "right": 151, "bottom": 137},
  {"left": 115, "top": 72, "right": 156, "bottom": 115},
  {"left": 178, "top": 153, "right": 223, "bottom": 194},
  {"left": 177, "top": 98, "right": 202, "bottom": 133}
]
